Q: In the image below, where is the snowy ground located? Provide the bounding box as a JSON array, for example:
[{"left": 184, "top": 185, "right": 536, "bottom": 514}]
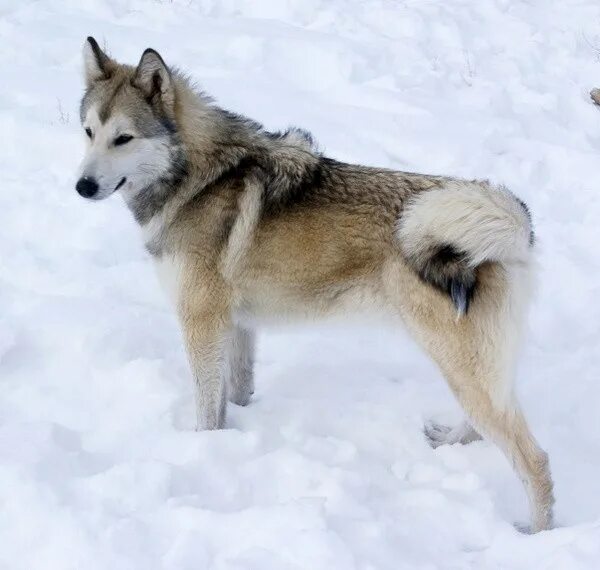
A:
[{"left": 1, "top": 0, "right": 600, "bottom": 568}]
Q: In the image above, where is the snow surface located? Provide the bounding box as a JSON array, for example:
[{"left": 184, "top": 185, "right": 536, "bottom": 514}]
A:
[{"left": 1, "top": 0, "right": 600, "bottom": 568}]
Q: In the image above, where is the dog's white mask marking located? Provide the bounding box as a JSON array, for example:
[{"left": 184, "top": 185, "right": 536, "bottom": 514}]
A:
[{"left": 78, "top": 105, "right": 172, "bottom": 201}]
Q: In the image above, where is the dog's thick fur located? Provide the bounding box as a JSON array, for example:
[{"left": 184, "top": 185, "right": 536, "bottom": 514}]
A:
[{"left": 77, "top": 38, "right": 554, "bottom": 532}]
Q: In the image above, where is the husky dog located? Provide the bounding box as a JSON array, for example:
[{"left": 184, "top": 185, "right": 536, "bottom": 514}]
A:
[{"left": 76, "top": 37, "right": 554, "bottom": 532}]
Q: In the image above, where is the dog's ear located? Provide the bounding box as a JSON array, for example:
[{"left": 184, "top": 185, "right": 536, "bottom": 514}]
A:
[
  {"left": 133, "top": 48, "right": 175, "bottom": 111},
  {"left": 83, "top": 37, "right": 114, "bottom": 85}
]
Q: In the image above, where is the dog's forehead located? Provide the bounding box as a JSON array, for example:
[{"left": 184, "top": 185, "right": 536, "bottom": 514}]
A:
[
  {"left": 83, "top": 105, "right": 101, "bottom": 128},
  {"left": 81, "top": 75, "right": 138, "bottom": 123},
  {"left": 81, "top": 78, "right": 174, "bottom": 138},
  {"left": 83, "top": 104, "right": 134, "bottom": 135}
]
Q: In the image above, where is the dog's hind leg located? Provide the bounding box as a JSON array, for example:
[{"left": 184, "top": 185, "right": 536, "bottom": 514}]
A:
[
  {"left": 397, "top": 263, "right": 554, "bottom": 532},
  {"left": 458, "top": 396, "right": 553, "bottom": 533},
  {"left": 225, "top": 326, "right": 255, "bottom": 406}
]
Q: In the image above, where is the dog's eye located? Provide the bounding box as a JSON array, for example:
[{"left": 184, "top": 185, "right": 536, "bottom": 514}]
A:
[
  {"left": 114, "top": 134, "right": 133, "bottom": 146},
  {"left": 85, "top": 127, "right": 92, "bottom": 138}
]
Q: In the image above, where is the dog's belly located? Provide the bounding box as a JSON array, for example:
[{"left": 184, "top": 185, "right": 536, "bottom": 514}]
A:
[{"left": 233, "top": 278, "right": 392, "bottom": 329}]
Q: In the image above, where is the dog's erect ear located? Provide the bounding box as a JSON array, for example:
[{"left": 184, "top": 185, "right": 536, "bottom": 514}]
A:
[
  {"left": 83, "top": 37, "right": 114, "bottom": 85},
  {"left": 133, "top": 48, "right": 175, "bottom": 110}
]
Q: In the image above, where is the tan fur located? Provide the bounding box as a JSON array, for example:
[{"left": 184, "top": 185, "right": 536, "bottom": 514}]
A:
[
  {"left": 77, "top": 39, "right": 554, "bottom": 532},
  {"left": 167, "top": 176, "right": 553, "bottom": 528}
]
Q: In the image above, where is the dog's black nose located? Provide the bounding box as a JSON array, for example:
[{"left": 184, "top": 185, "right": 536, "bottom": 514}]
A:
[{"left": 76, "top": 177, "right": 99, "bottom": 198}]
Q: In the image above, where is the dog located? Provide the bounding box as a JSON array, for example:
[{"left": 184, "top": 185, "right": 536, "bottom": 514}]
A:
[{"left": 76, "top": 37, "right": 554, "bottom": 532}]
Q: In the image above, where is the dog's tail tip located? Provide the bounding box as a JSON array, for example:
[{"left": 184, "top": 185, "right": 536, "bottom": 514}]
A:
[{"left": 450, "top": 277, "right": 473, "bottom": 317}]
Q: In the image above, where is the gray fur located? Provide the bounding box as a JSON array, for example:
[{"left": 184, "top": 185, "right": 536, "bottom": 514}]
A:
[
  {"left": 128, "top": 144, "right": 187, "bottom": 225},
  {"left": 225, "top": 326, "right": 255, "bottom": 406},
  {"left": 76, "top": 39, "right": 553, "bottom": 533}
]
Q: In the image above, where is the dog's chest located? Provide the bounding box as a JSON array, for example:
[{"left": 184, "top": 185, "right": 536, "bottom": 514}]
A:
[
  {"left": 152, "top": 254, "right": 182, "bottom": 305},
  {"left": 139, "top": 215, "right": 182, "bottom": 305}
]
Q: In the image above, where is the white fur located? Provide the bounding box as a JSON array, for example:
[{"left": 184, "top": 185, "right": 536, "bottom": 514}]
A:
[
  {"left": 153, "top": 254, "right": 183, "bottom": 306},
  {"left": 140, "top": 212, "right": 166, "bottom": 248},
  {"left": 78, "top": 106, "right": 173, "bottom": 200},
  {"left": 487, "top": 261, "right": 535, "bottom": 407},
  {"left": 397, "top": 181, "right": 532, "bottom": 267},
  {"left": 397, "top": 181, "right": 535, "bottom": 408},
  {"left": 221, "top": 175, "right": 263, "bottom": 280},
  {"left": 83, "top": 41, "right": 105, "bottom": 83}
]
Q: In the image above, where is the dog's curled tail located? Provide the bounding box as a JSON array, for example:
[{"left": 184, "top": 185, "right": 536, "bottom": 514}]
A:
[{"left": 397, "top": 181, "right": 534, "bottom": 316}]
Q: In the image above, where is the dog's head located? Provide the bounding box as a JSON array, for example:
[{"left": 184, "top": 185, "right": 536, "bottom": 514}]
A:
[{"left": 76, "top": 37, "right": 179, "bottom": 201}]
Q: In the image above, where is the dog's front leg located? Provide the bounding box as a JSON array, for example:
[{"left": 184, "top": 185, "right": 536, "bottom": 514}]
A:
[
  {"left": 179, "top": 299, "right": 230, "bottom": 431},
  {"left": 225, "top": 326, "right": 255, "bottom": 406}
]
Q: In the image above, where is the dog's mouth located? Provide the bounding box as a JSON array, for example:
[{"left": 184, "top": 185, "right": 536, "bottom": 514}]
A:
[{"left": 115, "top": 177, "right": 127, "bottom": 191}]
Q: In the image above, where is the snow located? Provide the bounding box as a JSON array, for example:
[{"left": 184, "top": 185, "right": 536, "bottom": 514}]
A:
[{"left": 1, "top": 0, "right": 600, "bottom": 568}]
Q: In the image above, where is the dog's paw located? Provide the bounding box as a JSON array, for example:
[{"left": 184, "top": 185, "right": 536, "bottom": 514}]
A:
[
  {"left": 424, "top": 420, "right": 483, "bottom": 448},
  {"left": 229, "top": 388, "right": 254, "bottom": 407},
  {"left": 514, "top": 522, "right": 533, "bottom": 534},
  {"left": 424, "top": 421, "right": 453, "bottom": 448}
]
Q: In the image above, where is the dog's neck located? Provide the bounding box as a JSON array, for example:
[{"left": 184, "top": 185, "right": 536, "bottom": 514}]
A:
[
  {"left": 122, "top": 79, "right": 251, "bottom": 226},
  {"left": 123, "top": 73, "right": 322, "bottom": 231},
  {"left": 173, "top": 74, "right": 260, "bottom": 179}
]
